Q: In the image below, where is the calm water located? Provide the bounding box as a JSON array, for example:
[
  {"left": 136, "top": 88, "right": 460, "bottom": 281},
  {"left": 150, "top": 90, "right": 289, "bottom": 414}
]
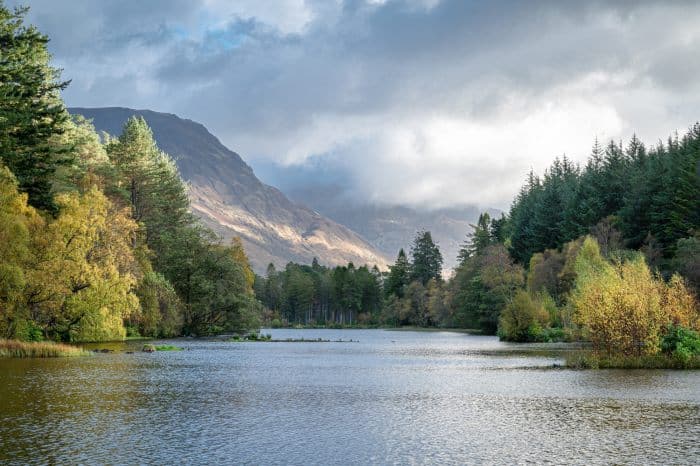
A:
[{"left": 0, "top": 329, "right": 698, "bottom": 465}]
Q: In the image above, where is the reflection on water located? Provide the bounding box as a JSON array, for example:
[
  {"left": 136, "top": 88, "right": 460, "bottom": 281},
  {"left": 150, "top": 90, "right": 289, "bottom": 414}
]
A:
[{"left": 0, "top": 329, "right": 698, "bottom": 465}]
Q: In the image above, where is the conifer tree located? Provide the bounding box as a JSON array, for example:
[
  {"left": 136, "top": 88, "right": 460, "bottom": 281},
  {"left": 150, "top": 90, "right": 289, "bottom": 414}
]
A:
[
  {"left": 0, "top": 5, "right": 71, "bottom": 212},
  {"left": 457, "top": 212, "right": 492, "bottom": 265},
  {"left": 385, "top": 248, "right": 410, "bottom": 298},
  {"left": 410, "top": 231, "right": 443, "bottom": 285}
]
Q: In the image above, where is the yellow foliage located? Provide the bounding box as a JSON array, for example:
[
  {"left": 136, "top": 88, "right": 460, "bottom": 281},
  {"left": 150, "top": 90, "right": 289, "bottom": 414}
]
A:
[
  {"left": 498, "top": 290, "right": 550, "bottom": 342},
  {"left": 662, "top": 274, "right": 700, "bottom": 331},
  {"left": 23, "top": 187, "right": 140, "bottom": 341},
  {"left": 572, "top": 236, "right": 699, "bottom": 356},
  {"left": 0, "top": 167, "right": 44, "bottom": 338},
  {"left": 230, "top": 236, "right": 255, "bottom": 293}
]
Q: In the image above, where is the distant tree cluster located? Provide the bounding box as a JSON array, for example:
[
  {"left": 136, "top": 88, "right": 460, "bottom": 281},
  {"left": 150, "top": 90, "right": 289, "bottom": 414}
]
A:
[
  {"left": 0, "top": 6, "right": 260, "bottom": 342},
  {"left": 254, "top": 231, "right": 447, "bottom": 328},
  {"left": 254, "top": 259, "right": 383, "bottom": 327}
]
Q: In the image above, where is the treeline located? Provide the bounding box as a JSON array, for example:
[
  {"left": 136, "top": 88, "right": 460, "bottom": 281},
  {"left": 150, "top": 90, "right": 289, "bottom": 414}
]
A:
[
  {"left": 508, "top": 133, "right": 699, "bottom": 270},
  {"left": 258, "top": 126, "right": 700, "bottom": 363},
  {"left": 255, "top": 231, "right": 449, "bottom": 327},
  {"left": 254, "top": 260, "right": 383, "bottom": 326},
  {"left": 0, "top": 6, "right": 260, "bottom": 342},
  {"left": 448, "top": 126, "right": 700, "bottom": 363}
]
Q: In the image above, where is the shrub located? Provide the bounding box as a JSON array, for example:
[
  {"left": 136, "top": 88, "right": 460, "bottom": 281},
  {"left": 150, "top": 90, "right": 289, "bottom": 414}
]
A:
[
  {"left": 270, "top": 318, "right": 283, "bottom": 328},
  {"left": 661, "top": 325, "right": 700, "bottom": 364},
  {"left": 134, "top": 272, "right": 184, "bottom": 338},
  {"left": 498, "top": 290, "right": 550, "bottom": 342},
  {"left": 572, "top": 237, "right": 700, "bottom": 357},
  {"left": 572, "top": 237, "right": 664, "bottom": 356},
  {"left": 566, "top": 351, "right": 700, "bottom": 369}
]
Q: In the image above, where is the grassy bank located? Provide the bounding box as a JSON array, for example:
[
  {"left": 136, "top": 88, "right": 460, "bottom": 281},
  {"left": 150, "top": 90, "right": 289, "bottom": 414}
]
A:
[
  {"left": 0, "top": 339, "right": 90, "bottom": 358},
  {"left": 566, "top": 351, "right": 700, "bottom": 369},
  {"left": 142, "top": 344, "right": 184, "bottom": 352}
]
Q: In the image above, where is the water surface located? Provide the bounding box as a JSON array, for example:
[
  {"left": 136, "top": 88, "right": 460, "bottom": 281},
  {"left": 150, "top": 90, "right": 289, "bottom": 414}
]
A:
[{"left": 1, "top": 329, "right": 698, "bottom": 465}]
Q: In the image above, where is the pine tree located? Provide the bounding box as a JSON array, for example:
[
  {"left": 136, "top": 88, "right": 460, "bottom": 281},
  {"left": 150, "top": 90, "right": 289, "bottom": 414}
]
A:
[
  {"left": 410, "top": 231, "right": 443, "bottom": 285},
  {"left": 457, "top": 212, "right": 492, "bottom": 265},
  {"left": 508, "top": 170, "right": 542, "bottom": 264},
  {"left": 385, "top": 248, "right": 410, "bottom": 298},
  {"left": 0, "top": 5, "right": 71, "bottom": 212}
]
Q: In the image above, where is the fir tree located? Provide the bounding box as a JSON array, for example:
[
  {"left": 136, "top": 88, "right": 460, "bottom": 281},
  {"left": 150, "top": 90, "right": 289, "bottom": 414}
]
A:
[
  {"left": 410, "top": 231, "right": 443, "bottom": 285},
  {"left": 0, "top": 5, "right": 71, "bottom": 212},
  {"left": 385, "top": 248, "right": 410, "bottom": 298}
]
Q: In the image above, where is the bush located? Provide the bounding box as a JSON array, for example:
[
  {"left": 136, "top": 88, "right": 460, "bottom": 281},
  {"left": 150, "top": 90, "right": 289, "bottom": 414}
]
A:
[
  {"left": 572, "top": 237, "right": 700, "bottom": 357},
  {"left": 498, "top": 290, "right": 550, "bottom": 342},
  {"left": 269, "top": 318, "right": 283, "bottom": 328},
  {"left": 134, "top": 272, "right": 184, "bottom": 338},
  {"left": 154, "top": 344, "right": 183, "bottom": 351},
  {"left": 661, "top": 325, "right": 700, "bottom": 364},
  {"left": 572, "top": 237, "right": 663, "bottom": 356}
]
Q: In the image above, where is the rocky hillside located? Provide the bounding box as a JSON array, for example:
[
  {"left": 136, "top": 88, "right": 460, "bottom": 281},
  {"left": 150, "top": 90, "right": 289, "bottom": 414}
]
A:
[{"left": 70, "top": 107, "right": 389, "bottom": 273}]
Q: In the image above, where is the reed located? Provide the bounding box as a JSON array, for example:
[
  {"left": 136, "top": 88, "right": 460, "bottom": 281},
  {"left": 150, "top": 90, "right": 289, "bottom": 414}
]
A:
[
  {"left": 0, "top": 339, "right": 90, "bottom": 358},
  {"left": 566, "top": 350, "right": 700, "bottom": 369}
]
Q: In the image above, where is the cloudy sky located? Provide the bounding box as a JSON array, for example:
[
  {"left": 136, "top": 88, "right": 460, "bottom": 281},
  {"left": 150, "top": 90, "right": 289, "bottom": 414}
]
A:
[{"left": 13, "top": 0, "right": 700, "bottom": 209}]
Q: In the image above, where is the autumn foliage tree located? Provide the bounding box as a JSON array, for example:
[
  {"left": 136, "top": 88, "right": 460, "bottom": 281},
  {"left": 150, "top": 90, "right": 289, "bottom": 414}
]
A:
[{"left": 571, "top": 237, "right": 699, "bottom": 356}]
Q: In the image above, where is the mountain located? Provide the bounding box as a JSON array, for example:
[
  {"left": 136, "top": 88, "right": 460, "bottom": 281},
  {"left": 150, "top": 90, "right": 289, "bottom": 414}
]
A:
[
  {"left": 69, "top": 107, "right": 390, "bottom": 273},
  {"left": 285, "top": 185, "right": 499, "bottom": 270}
]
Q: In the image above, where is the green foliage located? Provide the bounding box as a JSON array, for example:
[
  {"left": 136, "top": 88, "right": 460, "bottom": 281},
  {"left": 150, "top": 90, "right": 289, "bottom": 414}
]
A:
[
  {"left": 450, "top": 244, "right": 524, "bottom": 334},
  {"left": 257, "top": 259, "right": 382, "bottom": 326},
  {"left": 566, "top": 351, "right": 700, "bottom": 370},
  {"left": 497, "top": 290, "right": 550, "bottom": 342},
  {"left": 385, "top": 249, "right": 410, "bottom": 298},
  {"left": 154, "top": 344, "right": 183, "bottom": 351},
  {"left": 508, "top": 126, "right": 700, "bottom": 268},
  {"left": 457, "top": 212, "right": 493, "bottom": 265},
  {"left": 0, "top": 5, "right": 71, "bottom": 212},
  {"left": 661, "top": 325, "right": 700, "bottom": 364},
  {"left": 410, "top": 230, "right": 443, "bottom": 285},
  {"left": 104, "top": 117, "right": 262, "bottom": 337},
  {"left": 106, "top": 116, "right": 192, "bottom": 251},
  {"left": 672, "top": 233, "right": 700, "bottom": 295},
  {"left": 0, "top": 9, "right": 262, "bottom": 341},
  {"left": 134, "top": 272, "right": 183, "bottom": 338}
]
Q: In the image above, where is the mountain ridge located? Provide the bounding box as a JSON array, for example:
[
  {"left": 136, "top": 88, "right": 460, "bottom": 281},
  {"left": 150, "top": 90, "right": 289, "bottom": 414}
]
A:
[
  {"left": 69, "top": 107, "right": 390, "bottom": 273},
  {"left": 285, "top": 185, "right": 500, "bottom": 270}
]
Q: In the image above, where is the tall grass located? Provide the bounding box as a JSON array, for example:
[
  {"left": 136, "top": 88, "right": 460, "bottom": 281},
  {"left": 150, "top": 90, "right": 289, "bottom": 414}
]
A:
[
  {"left": 0, "top": 339, "right": 89, "bottom": 358},
  {"left": 566, "top": 351, "right": 700, "bottom": 369}
]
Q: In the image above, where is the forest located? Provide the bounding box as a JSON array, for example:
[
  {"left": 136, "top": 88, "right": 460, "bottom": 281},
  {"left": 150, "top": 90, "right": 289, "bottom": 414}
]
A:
[
  {"left": 0, "top": 5, "right": 260, "bottom": 343},
  {"left": 255, "top": 119, "right": 700, "bottom": 365},
  {"left": 1, "top": 4, "right": 699, "bottom": 366}
]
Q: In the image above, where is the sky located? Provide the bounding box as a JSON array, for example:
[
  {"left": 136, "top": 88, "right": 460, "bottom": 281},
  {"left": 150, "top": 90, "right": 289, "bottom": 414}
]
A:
[{"left": 12, "top": 0, "right": 700, "bottom": 210}]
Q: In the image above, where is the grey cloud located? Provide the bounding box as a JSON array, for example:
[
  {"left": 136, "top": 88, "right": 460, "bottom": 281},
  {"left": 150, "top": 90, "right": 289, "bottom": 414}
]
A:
[{"left": 12, "top": 0, "right": 700, "bottom": 209}]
